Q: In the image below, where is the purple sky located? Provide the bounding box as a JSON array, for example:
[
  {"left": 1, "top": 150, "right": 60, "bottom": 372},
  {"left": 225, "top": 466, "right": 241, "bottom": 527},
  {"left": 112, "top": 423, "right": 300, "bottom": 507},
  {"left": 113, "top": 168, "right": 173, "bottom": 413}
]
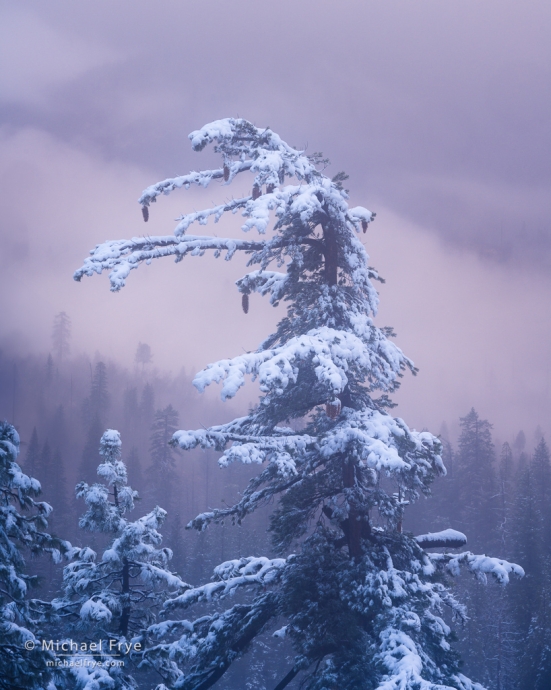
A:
[{"left": 1, "top": 0, "right": 550, "bottom": 442}]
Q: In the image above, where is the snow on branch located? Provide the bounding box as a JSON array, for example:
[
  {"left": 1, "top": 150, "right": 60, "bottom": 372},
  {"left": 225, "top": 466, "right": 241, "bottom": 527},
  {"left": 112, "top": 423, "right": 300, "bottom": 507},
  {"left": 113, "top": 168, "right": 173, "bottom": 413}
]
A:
[
  {"left": 429, "top": 551, "right": 524, "bottom": 584},
  {"left": 74, "top": 235, "right": 267, "bottom": 292},
  {"left": 193, "top": 326, "right": 406, "bottom": 401},
  {"left": 236, "top": 270, "right": 288, "bottom": 305},
  {"left": 173, "top": 423, "right": 316, "bottom": 478},
  {"left": 415, "top": 529, "right": 467, "bottom": 550},
  {"left": 162, "top": 556, "right": 286, "bottom": 612},
  {"left": 138, "top": 161, "right": 254, "bottom": 207}
]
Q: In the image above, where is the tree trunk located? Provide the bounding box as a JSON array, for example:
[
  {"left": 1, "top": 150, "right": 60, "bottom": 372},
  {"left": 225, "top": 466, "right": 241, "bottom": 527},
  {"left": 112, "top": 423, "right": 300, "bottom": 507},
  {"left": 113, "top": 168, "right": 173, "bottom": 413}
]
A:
[
  {"left": 342, "top": 458, "right": 362, "bottom": 559},
  {"left": 272, "top": 665, "right": 301, "bottom": 690},
  {"left": 322, "top": 221, "right": 338, "bottom": 287},
  {"left": 119, "top": 557, "right": 130, "bottom": 637}
]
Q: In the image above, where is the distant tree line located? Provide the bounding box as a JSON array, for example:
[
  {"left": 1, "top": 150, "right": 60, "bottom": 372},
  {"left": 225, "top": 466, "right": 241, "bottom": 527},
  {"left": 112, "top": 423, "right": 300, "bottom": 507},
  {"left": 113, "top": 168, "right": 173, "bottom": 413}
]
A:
[{"left": 407, "top": 409, "right": 551, "bottom": 689}]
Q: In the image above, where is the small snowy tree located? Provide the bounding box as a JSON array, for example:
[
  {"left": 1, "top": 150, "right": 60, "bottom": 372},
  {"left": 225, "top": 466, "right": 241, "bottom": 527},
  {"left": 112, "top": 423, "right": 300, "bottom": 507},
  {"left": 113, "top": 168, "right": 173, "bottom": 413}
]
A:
[
  {"left": 75, "top": 119, "right": 523, "bottom": 690},
  {"left": 53, "top": 430, "right": 186, "bottom": 688},
  {"left": 0, "top": 421, "right": 71, "bottom": 690}
]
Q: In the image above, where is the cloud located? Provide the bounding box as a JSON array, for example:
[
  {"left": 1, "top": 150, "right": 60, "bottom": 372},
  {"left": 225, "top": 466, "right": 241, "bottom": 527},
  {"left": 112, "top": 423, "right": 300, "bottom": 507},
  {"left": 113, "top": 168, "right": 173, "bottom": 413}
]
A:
[
  {"left": 0, "top": 5, "right": 120, "bottom": 107},
  {"left": 1, "top": 0, "right": 550, "bottom": 439},
  {"left": 3, "top": 1, "right": 548, "bottom": 267}
]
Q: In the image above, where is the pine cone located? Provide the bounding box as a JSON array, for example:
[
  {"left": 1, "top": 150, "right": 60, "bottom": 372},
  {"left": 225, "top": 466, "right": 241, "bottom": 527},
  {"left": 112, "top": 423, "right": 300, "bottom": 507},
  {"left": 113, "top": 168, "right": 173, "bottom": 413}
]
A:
[
  {"left": 266, "top": 184, "right": 275, "bottom": 194},
  {"left": 252, "top": 184, "right": 261, "bottom": 200},
  {"left": 142, "top": 206, "right": 149, "bottom": 222},
  {"left": 325, "top": 399, "right": 341, "bottom": 419},
  {"left": 242, "top": 293, "right": 249, "bottom": 314},
  {"left": 361, "top": 220, "right": 367, "bottom": 233},
  {"left": 223, "top": 164, "right": 230, "bottom": 182}
]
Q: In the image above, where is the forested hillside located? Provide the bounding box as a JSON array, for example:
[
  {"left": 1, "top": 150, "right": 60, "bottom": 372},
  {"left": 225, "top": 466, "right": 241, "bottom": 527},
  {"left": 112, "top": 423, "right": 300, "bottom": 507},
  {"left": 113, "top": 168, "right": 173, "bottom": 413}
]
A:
[{"left": 1, "top": 318, "right": 549, "bottom": 689}]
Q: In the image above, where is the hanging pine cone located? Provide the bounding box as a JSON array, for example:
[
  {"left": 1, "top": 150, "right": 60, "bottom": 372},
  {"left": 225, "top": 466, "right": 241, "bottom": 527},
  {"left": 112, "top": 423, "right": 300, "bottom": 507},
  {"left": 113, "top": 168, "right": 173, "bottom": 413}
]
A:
[
  {"left": 361, "top": 219, "right": 368, "bottom": 233},
  {"left": 278, "top": 169, "right": 285, "bottom": 184},
  {"left": 223, "top": 164, "right": 230, "bottom": 182},
  {"left": 242, "top": 293, "right": 249, "bottom": 314},
  {"left": 142, "top": 206, "right": 149, "bottom": 222},
  {"left": 325, "top": 398, "right": 341, "bottom": 419},
  {"left": 252, "top": 184, "right": 261, "bottom": 200},
  {"left": 266, "top": 183, "right": 275, "bottom": 194}
]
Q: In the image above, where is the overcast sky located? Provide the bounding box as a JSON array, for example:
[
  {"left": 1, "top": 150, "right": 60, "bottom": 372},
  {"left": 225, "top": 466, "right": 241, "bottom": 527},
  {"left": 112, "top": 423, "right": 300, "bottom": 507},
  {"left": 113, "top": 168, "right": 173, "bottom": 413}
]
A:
[{"left": 1, "top": 0, "right": 550, "bottom": 442}]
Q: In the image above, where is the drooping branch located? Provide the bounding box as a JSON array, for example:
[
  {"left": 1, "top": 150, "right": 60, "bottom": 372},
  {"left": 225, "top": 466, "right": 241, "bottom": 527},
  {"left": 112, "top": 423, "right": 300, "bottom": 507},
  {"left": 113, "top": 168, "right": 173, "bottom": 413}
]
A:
[
  {"left": 139, "top": 160, "right": 254, "bottom": 208},
  {"left": 74, "top": 235, "right": 268, "bottom": 291}
]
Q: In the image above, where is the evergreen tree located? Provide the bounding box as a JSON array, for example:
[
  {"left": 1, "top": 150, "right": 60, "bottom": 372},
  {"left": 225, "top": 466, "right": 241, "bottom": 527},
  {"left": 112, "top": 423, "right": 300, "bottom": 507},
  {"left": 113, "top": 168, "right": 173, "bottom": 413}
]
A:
[
  {"left": 82, "top": 361, "right": 110, "bottom": 427},
  {"left": 497, "top": 442, "right": 514, "bottom": 552},
  {"left": 520, "top": 438, "right": 551, "bottom": 689},
  {"left": 45, "top": 354, "right": 54, "bottom": 384},
  {"left": 50, "top": 405, "right": 70, "bottom": 466},
  {"left": 54, "top": 429, "right": 186, "bottom": 689},
  {"left": 45, "top": 449, "right": 70, "bottom": 538},
  {"left": 75, "top": 118, "right": 523, "bottom": 690},
  {"left": 0, "top": 421, "right": 70, "bottom": 690},
  {"left": 512, "top": 430, "right": 526, "bottom": 458},
  {"left": 126, "top": 446, "right": 144, "bottom": 495},
  {"left": 456, "top": 409, "right": 498, "bottom": 552},
  {"left": 52, "top": 312, "right": 71, "bottom": 363},
  {"left": 531, "top": 437, "right": 551, "bottom": 519},
  {"left": 135, "top": 343, "right": 152, "bottom": 373},
  {"left": 79, "top": 414, "right": 105, "bottom": 485},
  {"left": 148, "top": 404, "right": 179, "bottom": 509},
  {"left": 123, "top": 387, "right": 140, "bottom": 439},
  {"left": 24, "top": 427, "right": 40, "bottom": 478},
  {"left": 140, "top": 384, "right": 155, "bottom": 431}
]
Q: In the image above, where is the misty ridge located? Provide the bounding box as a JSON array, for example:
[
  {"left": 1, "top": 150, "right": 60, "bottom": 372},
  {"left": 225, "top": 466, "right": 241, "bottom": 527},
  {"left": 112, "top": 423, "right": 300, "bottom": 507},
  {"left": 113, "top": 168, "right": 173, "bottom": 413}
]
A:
[{"left": 0, "top": 312, "right": 268, "bottom": 569}]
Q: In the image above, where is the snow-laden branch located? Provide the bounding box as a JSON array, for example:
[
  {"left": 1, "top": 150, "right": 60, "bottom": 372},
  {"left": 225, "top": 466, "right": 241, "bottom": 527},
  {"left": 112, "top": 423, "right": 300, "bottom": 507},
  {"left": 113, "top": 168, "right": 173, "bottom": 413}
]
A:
[
  {"left": 429, "top": 551, "right": 524, "bottom": 584},
  {"left": 193, "top": 326, "right": 407, "bottom": 401},
  {"left": 173, "top": 423, "right": 315, "bottom": 477},
  {"left": 163, "top": 556, "right": 286, "bottom": 612},
  {"left": 138, "top": 161, "right": 254, "bottom": 207},
  {"left": 415, "top": 529, "right": 467, "bottom": 550},
  {"left": 376, "top": 627, "right": 449, "bottom": 690},
  {"left": 236, "top": 270, "right": 288, "bottom": 305},
  {"left": 74, "top": 235, "right": 267, "bottom": 291}
]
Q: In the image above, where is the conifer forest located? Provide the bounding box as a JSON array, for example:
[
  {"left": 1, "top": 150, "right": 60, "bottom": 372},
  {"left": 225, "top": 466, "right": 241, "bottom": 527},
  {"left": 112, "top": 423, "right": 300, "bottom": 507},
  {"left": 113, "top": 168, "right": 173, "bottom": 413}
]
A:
[
  {"left": 2, "top": 3, "right": 551, "bottom": 688},
  {"left": 1, "top": 117, "right": 549, "bottom": 690}
]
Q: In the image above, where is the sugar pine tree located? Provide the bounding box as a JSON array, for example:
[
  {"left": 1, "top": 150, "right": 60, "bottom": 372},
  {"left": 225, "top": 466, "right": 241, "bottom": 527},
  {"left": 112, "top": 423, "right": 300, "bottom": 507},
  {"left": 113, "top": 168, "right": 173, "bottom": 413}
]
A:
[
  {"left": 0, "top": 421, "right": 71, "bottom": 690},
  {"left": 75, "top": 118, "right": 523, "bottom": 690}
]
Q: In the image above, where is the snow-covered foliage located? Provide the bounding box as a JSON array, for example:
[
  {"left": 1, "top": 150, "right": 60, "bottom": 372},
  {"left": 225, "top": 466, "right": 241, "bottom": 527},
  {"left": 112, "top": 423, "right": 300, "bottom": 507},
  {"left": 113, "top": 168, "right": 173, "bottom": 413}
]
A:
[
  {"left": 0, "top": 421, "right": 71, "bottom": 690},
  {"left": 415, "top": 529, "right": 467, "bottom": 550},
  {"left": 53, "top": 430, "right": 187, "bottom": 688},
  {"left": 75, "top": 119, "right": 523, "bottom": 690}
]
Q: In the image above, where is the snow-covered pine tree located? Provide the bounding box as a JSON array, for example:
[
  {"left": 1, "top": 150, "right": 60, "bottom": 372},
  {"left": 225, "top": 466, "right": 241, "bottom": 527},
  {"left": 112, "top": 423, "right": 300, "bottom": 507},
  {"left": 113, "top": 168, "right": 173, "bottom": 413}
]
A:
[
  {"left": 0, "top": 421, "right": 71, "bottom": 690},
  {"left": 53, "top": 429, "right": 186, "bottom": 688},
  {"left": 75, "top": 118, "right": 523, "bottom": 690}
]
